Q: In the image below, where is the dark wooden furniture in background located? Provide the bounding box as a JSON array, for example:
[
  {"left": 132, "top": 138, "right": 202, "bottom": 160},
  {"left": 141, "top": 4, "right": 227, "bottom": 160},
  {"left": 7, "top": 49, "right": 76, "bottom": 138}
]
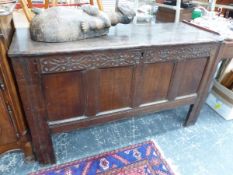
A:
[
  {"left": 8, "top": 22, "right": 223, "bottom": 164},
  {"left": 216, "top": 0, "right": 233, "bottom": 17},
  {"left": 219, "top": 41, "right": 233, "bottom": 89},
  {"left": 156, "top": 7, "right": 193, "bottom": 22},
  {"left": 0, "top": 10, "right": 33, "bottom": 160}
]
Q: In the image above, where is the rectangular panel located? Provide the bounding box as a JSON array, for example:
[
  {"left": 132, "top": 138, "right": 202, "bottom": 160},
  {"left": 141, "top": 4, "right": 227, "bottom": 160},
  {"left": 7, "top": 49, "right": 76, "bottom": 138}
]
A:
[
  {"left": 177, "top": 58, "right": 208, "bottom": 97},
  {"left": 140, "top": 62, "right": 173, "bottom": 104},
  {"left": 43, "top": 71, "right": 85, "bottom": 121},
  {"left": 98, "top": 67, "right": 133, "bottom": 112}
]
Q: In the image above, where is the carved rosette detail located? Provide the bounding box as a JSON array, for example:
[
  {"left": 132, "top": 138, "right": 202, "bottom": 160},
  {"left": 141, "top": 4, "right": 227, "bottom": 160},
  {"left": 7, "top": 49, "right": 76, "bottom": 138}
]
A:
[
  {"left": 40, "top": 51, "right": 142, "bottom": 73},
  {"left": 144, "top": 45, "right": 215, "bottom": 63}
]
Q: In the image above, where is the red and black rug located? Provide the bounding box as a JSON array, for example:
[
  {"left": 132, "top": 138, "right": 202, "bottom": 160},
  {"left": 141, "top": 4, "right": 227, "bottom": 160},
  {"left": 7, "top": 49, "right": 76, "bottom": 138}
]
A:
[{"left": 30, "top": 141, "right": 175, "bottom": 175}]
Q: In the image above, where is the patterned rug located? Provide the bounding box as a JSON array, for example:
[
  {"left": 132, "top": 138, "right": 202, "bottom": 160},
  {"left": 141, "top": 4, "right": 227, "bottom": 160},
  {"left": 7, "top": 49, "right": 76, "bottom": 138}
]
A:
[{"left": 30, "top": 141, "right": 175, "bottom": 175}]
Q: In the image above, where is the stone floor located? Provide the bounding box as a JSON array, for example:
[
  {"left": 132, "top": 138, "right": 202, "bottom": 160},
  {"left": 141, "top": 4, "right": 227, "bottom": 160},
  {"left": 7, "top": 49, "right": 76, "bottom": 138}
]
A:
[{"left": 0, "top": 104, "right": 233, "bottom": 175}]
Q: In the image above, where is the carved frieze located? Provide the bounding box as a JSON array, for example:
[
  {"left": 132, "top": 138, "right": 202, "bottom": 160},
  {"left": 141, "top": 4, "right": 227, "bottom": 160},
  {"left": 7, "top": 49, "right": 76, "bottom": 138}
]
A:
[
  {"left": 39, "top": 50, "right": 142, "bottom": 73},
  {"left": 39, "top": 44, "right": 218, "bottom": 73},
  {"left": 143, "top": 44, "right": 216, "bottom": 63}
]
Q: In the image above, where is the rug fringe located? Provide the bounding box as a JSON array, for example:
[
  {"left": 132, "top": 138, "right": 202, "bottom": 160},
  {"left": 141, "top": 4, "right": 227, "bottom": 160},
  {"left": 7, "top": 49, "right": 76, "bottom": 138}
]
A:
[{"left": 151, "top": 138, "right": 181, "bottom": 175}]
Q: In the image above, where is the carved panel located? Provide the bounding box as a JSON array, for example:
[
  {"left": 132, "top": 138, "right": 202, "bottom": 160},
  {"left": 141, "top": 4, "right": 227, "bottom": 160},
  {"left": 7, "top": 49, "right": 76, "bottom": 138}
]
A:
[
  {"left": 39, "top": 50, "right": 142, "bottom": 74},
  {"left": 143, "top": 44, "right": 217, "bottom": 63}
]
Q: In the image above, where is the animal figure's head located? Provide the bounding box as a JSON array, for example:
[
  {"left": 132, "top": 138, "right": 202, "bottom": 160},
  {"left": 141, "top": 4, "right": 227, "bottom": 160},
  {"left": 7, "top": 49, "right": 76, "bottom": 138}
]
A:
[{"left": 116, "top": 4, "right": 136, "bottom": 24}]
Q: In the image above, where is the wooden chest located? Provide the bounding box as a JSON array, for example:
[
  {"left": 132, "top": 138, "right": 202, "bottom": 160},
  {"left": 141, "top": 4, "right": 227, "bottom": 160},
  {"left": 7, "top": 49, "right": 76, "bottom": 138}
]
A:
[{"left": 8, "top": 23, "right": 223, "bottom": 164}]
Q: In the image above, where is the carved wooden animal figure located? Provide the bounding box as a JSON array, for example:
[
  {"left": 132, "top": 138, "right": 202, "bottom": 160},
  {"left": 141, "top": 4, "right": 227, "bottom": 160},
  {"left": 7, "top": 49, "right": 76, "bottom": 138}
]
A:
[{"left": 30, "top": 4, "right": 136, "bottom": 42}]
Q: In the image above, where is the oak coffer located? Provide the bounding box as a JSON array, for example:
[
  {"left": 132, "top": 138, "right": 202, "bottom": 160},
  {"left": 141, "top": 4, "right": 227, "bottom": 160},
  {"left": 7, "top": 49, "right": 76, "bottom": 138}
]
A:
[{"left": 8, "top": 23, "right": 223, "bottom": 164}]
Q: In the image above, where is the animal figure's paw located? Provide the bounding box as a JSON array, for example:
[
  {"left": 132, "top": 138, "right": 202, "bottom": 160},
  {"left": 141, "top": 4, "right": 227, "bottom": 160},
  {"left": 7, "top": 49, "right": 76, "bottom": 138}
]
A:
[
  {"left": 81, "top": 21, "right": 90, "bottom": 32},
  {"left": 82, "top": 5, "right": 99, "bottom": 16},
  {"left": 117, "top": 4, "right": 136, "bottom": 24}
]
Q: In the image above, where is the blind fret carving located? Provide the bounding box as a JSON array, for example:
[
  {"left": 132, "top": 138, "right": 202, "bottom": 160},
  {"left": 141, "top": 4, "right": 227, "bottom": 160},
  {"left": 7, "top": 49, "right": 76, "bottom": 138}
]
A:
[
  {"left": 40, "top": 51, "right": 142, "bottom": 73},
  {"left": 144, "top": 45, "right": 216, "bottom": 63},
  {"left": 39, "top": 45, "right": 217, "bottom": 74}
]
